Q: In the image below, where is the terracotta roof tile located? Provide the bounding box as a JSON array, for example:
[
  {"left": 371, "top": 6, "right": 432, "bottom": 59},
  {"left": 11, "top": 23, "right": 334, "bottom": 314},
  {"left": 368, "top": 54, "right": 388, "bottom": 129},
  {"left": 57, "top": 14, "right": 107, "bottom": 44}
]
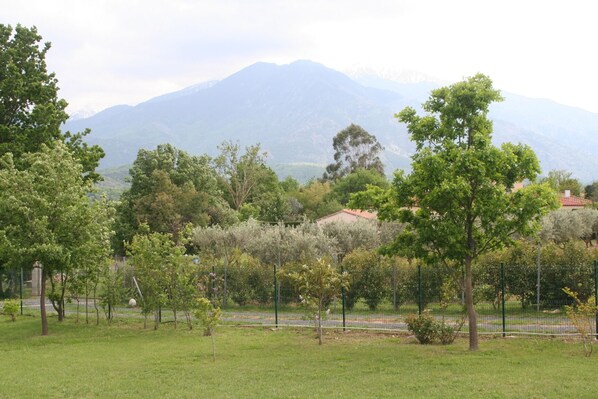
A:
[
  {"left": 560, "top": 194, "right": 592, "bottom": 207},
  {"left": 342, "top": 209, "right": 378, "bottom": 220}
]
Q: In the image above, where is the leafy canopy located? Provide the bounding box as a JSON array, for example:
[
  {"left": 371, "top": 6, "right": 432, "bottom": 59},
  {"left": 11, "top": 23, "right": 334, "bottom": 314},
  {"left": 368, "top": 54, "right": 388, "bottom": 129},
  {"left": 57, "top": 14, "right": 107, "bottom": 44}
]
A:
[
  {"left": 0, "top": 24, "right": 104, "bottom": 181},
  {"left": 351, "top": 74, "right": 558, "bottom": 350},
  {"left": 324, "top": 124, "right": 384, "bottom": 181}
]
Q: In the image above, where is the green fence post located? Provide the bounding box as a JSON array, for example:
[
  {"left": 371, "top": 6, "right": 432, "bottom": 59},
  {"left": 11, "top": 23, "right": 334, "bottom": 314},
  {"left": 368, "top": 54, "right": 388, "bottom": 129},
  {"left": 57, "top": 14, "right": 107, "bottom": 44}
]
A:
[
  {"left": 211, "top": 264, "right": 216, "bottom": 302},
  {"left": 594, "top": 260, "right": 598, "bottom": 338},
  {"left": 501, "top": 262, "right": 506, "bottom": 338},
  {"left": 341, "top": 263, "right": 346, "bottom": 331},
  {"left": 417, "top": 264, "right": 423, "bottom": 315},
  {"left": 274, "top": 263, "right": 278, "bottom": 328},
  {"left": 20, "top": 267, "right": 23, "bottom": 315}
]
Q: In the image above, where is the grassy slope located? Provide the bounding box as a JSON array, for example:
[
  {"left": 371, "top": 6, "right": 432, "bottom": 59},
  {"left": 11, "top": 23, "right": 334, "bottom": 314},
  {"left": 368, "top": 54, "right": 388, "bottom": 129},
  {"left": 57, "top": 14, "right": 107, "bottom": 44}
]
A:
[{"left": 1, "top": 316, "right": 597, "bottom": 398}]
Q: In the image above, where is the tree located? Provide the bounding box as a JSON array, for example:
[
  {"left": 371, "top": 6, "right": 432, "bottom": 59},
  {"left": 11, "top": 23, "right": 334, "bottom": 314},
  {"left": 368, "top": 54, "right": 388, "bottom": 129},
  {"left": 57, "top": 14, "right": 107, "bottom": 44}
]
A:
[
  {"left": 330, "top": 168, "right": 389, "bottom": 205},
  {"left": 0, "top": 142, "right": 113, "bottom": 335},
  {"left": 194, "top": 297, "right": 222, "bottom": 361},
  {"left": 324, "top": 124, "right": 385, "bottom": 181},
  {"left": 214, "top": 141, "right": 278, "bottom": 210},
  {"left": 295, "top": 180, "right": 342, "bottom": 220},
  {"left": 540, "top": 170, "right": 583, "bottom": 196},
  {"left": 0, "top": 24, "right": 103, "bottom": 179},
  {"left": 351, "top": 74, "right": 558, "bottom": 350},
  {"left": 540, "top": 208, "right": 598, "bottom": 247},
  {"left": 341, "top": 249, "right": 388, "bottom": 310},
  {"left": 127, "top": 228, "right": 197, "bottom": 330},
  {"left": 286, "top": 258, "right": 349, "bottom": 345},
  {"left": 584, "top": 181, "right": 598, "bottom": 202},
  {"left": 114, "top": 144, "right": 228, "bottom": 253}
]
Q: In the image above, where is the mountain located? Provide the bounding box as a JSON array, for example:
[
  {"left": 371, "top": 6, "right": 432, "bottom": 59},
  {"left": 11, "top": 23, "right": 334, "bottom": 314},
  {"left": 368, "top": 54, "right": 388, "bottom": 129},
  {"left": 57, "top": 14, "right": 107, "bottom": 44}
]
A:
[{"left": 66, "top": 60, "right": 598, "bottom": 182}]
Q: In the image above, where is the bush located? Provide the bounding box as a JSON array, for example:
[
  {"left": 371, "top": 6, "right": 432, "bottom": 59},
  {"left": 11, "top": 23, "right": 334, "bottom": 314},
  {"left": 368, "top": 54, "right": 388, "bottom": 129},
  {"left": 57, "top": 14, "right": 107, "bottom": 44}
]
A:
[
  {"left": 3, "top": 299, "right": 19, "bottom": 321},
  {"left": 405, "top": 311, "right": 438, "bottom": 344},
  {"left": 342, "top": 249, "right": 389, "bottom": 310},
  {"left": 405, "top": 310, "right": 464, "bottom": 345}
]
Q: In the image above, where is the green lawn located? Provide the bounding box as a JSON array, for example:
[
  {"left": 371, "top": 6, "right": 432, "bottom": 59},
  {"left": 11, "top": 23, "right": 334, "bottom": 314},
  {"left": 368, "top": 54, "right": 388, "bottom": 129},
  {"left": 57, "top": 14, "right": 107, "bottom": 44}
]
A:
[{"left": 1, "top": 315, "right": 597, "bottom": 398}]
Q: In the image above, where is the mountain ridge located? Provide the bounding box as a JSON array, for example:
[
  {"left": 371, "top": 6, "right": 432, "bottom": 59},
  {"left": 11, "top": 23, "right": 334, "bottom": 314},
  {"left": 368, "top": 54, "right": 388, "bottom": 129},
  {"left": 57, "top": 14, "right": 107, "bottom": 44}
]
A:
[{"left": 66, "top": 60, "right": 598, "bottom": 182}]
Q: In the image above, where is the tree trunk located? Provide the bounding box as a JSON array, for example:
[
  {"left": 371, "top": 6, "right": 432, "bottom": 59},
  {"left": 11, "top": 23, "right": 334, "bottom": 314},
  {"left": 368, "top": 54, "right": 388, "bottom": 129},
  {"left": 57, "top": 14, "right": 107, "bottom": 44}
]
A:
[
  {"left": 85, "top": 280, "right": 89, "bottom": 325},
  {"left": 464, "top": 257, "right": 478, "bottom": 351},
  {"left": 59, "top": 273, "right": 67, "bottom": 321},
  {"left": 93, "top": 285, "right": 99, "bottom": 326},
  {"left": 318, "top": 297, "right": 323, "bottom": 345},
  {"left": 211, "top": 334, "right": 216, "bottom": 362},
  {"left": 40, "top": 267, "right": 48, "bottom": 336}
]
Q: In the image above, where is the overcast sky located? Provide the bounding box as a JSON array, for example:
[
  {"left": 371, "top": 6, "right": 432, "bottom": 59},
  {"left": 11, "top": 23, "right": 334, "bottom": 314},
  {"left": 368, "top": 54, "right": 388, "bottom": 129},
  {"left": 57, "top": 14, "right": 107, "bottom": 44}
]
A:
[{"left": 4, "top": 0, "right": 598, "bottom": 114}]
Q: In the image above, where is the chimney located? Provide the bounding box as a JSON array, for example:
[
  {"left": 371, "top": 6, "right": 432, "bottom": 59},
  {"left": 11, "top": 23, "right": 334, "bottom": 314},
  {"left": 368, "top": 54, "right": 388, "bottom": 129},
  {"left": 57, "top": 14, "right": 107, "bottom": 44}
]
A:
[{"left": 564, "top": 190, "right": 571, "bottom": 198}]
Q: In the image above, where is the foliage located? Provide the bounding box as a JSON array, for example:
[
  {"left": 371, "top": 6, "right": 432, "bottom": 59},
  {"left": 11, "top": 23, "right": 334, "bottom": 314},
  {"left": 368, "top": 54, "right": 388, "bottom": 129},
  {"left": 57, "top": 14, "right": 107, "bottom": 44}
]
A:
[
  {"left": 194, "top": 297, "right": 221, "bottom": 362},
  {"left": 0, "top": 24, "right": 103, "bottom": 179},
  {"left": 330, "top": 168, "right": 389, "bottom": 205},
  {"left": 540, "top": 208, "right": 598, "bottom": 247},
  {"left": 2, "top": 299, "right": 19, "bottom": 321},
  {"left": 405, "top": 310, "right": 463, "bottom": 345},
  {"left": 114, "top": 144, "right": 226, "bottom": 253},
  {"left": 585, "top": 181, "right": 598, "bottom": 202},
  {"left": 0, "top": 142, "right": 113, "bottom": 335},
  {"left": 341, "top": 249, "right": 388, "bottom": 310},
  {"left": 476, "top": 240, "right": 597, "bottom": 307},
  {"left": 286, "top": 258, "right": 349, "bottom": 344},
  {"left": 214, "top": 141, "right": 277, "bottom": 210},
  {"left": 320, "top": 219, "right": 380, "bottom": 260},
  {"left": 99, "top": 266, "right": 132, "bottom": 323},
  {"left": 194, "top": 297, "right": 221, "bottom": 337},
  {"left": 405, "top": 311, "right": 438, "bottom": 344},
  {"left": 324, "top": 124, "right": 385, "bottom": 181},
  {"left": 351, "top": 74, "right": 559, "bottom": 350},
  {"left": 225, "top": 251, "right": 271, "bottom": 305},
  {"left": 127, "top": 229, "right": 196, "bottom": 329},
  {"left": 294, "top": 180, "right": 342, "bottom": 220},
  {"left": 540, "top": 170, "right": 583, "bottom": 196},
  {"left": 563, "top": 287, "right": 598, "bottom": 357}
]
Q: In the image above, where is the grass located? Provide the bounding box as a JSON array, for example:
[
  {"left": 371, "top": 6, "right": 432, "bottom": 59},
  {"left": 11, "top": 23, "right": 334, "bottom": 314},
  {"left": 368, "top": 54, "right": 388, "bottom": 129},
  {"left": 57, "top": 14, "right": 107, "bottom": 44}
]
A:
[{"left": 1, "top": 315, "right": 598, "bottom": 398}]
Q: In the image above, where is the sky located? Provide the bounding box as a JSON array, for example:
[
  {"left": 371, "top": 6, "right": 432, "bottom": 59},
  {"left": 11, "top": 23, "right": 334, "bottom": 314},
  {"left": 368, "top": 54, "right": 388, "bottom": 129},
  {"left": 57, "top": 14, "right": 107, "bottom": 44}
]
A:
[{"left": 4, "top": 0, "right": 598, "bottom": 115}]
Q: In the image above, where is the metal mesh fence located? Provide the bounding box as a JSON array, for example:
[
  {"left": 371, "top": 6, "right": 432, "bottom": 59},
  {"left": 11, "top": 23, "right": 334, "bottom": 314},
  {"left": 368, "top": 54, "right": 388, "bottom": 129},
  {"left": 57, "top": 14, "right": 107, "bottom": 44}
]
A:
[{"left": 9, "top": 259, "right": 598, "bottom": 336}]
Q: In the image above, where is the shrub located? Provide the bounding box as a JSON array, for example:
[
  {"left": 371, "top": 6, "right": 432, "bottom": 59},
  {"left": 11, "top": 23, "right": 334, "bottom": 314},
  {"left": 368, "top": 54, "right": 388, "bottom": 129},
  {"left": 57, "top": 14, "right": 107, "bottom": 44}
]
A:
[
  {"left": 405, "top": 310, "right": 464, "bottom": 345},
  {"left": 3, "top": 299, "right": 19, "bottom": 321},
  {"left": 194, "top": 297, "right": 221, "bottom": 337},
  {"left": 405, "top": 311, "right": 438, "bottom": 344},
  {"left": 437, "top": 318, "right": 465, "bottom": 345},
  {"left": 563, "top": 287, "right": 597, "bottom": 357}
]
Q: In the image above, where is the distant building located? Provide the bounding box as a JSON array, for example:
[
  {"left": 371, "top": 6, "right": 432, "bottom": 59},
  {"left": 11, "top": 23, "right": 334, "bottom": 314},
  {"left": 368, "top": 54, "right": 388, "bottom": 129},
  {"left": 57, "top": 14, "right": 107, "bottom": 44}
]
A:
[
  {"left": 559, "top": 190, "right": 592, "bottom": 210},
  {"left": 316, "top": 209, "right": 377, "bottom": 226}
]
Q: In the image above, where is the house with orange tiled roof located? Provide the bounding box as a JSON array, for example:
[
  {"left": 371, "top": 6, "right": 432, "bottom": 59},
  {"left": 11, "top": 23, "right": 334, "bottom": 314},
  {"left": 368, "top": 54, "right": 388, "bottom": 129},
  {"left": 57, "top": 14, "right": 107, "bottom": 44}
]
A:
[
  {"left": 315, "top": 209, "right": 377, "bottom": 226},
  {"left": 559, "top": 190, "right": 592, "bottom": 210}
]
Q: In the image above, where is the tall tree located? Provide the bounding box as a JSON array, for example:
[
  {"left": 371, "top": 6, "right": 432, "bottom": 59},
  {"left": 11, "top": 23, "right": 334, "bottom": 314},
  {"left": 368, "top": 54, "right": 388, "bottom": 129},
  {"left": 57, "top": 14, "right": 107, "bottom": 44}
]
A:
[
  {"left": 0, "top": 142, "right": 113, "bottom": 335},
  {"left": 114, "top": 144, "right": 229, "bottom": 253},
  {"left": 214, "top": 141, "right": 277, "bottom": 210},
  {"left": 0, "top": 24, "right": 104, "bottom": 179},
  {"left": 324, "top": 124, "right": 384, "bottom": 181},
  {"left": 351, "top": 74, "right": 558, "bottom": 350}
]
